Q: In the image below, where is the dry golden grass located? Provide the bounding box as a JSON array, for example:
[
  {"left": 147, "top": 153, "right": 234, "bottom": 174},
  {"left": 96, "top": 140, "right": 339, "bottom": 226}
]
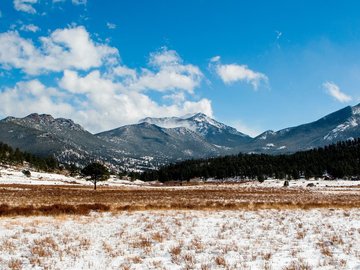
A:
[
  {"left": 8, "top": 258, "right": 22, "bottom": 270},
  {"left": 214, "top": 255, "right": 227, "bottom": 267},
  {"left": 0, "top": 183, "right": 359, "bottom": 216}
]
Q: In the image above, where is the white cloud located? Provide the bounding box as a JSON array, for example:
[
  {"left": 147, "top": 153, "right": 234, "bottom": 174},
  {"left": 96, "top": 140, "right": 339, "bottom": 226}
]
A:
[
  {"left": 0, "top": 75, "right": 212, "bottom": 133},
  {"left": 323, "top": 81, "right": 352, "bottom": 103},
  {"left": 106, "top": 22, "right": 117, "bottom": 29},
  {"left": 0, "top": 29, "right": 210, "bottom": 132},
  {"left": 13, "top": 0, "right": 38, "bottom": 14},
  {"left": 56, "top": 69, "right": 212, "bottom": 132},
  {"left": 59, "top": 69, "right": 121, "bottom": 94},
  {"left": 0, "top": 80, "right": 74, "bottom": 118},
  {"left": 51, "top": 48, "right": 209, "bottom": 132},
  {"left": 210, "top": 55, "right": 221, "bottom": 62},
  {"left": 0, "top": 26, "right": 119, "bottom": 75},
  {"left": 215, "top": 63, "right": 268, "bottom": 90},
  {"left": 130, "top": 48, "right": 203, "bottom": 93},
  {"left": 110, "top": 66, "right": 137, "bottom": 80},
  {"left": 20, "top": 24, "right": 40, "bottom": 32}
]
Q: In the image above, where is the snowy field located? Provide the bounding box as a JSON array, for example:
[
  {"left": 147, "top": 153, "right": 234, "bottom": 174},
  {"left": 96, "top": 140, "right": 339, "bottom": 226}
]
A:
[
  {"left": 1, "top": 209, "right": 360, "bottom": 270},
  {"left": 1, "top": 165, "right": 360, "bottom": 269},
  {"left": 0, "top": 165, "right": 150, "bottom": 187},
  {"left": 1, "top": 165, "right": 360, "bottom": 189}
]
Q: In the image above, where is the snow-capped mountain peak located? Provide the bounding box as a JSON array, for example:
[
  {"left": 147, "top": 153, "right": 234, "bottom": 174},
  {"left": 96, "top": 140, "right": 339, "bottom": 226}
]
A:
[
  {"left": 139, "top": 113, "right": 248, "bottom": 138},
  {"left": 138, "top": 113, "right": 252, "bottom": 148}
]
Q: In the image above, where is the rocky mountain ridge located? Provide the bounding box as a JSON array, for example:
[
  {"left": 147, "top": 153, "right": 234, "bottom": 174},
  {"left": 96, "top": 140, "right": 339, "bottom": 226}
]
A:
[{"left": 0, "top": 104, "right": 359, "bottom": 170}]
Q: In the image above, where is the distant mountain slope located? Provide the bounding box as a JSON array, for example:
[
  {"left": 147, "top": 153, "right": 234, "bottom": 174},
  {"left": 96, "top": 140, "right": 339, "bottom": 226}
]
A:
[
  {"left": 139, "top": 113, "right": 252, "bottom": 147},
  {"left": 0, "top": 104, "right": 360, "bottom": 169},
  {"left": 96, "top": 122, "right": 222, "bottom": 162},
  {"left": 0, "top": 114, "right": 116, "bottom": 165},
  {"left": 244, "top": 104, "right": 360, "bottom": 153}
]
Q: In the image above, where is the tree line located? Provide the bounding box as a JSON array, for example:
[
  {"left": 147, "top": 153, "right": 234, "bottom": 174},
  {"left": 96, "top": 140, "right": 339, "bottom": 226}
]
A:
[
  {"left": 0, "top": 142, "right": 59, "bottom": 171},
  {"left": 140, "top": 138, "right": 360, "bottom": 182}
]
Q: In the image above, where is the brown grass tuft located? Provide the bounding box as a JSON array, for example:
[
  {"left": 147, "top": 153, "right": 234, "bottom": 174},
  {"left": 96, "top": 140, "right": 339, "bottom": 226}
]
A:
[
  {"left": 0, "top": 203, "right": 110, "bottom": 216},
  {"left": 215, "top": 255, "right": 227, "bottom": 267},
  {"left": 8, "top": 259, "right": 22, "bottom": 270}
]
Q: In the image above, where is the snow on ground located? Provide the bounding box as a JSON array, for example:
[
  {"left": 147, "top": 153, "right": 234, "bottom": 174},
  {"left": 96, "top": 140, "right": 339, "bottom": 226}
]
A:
[
  {"left": 1, "top": 209, "right": 360, "bottom": 269},
  {"left": 0, "top": 165, "right": 150, "bottom": 187},
  {"left": 242, "top": 179, "right": 360, "bottom": 188},
  {"left": 1, "top": 164, "right": 360, "bottom": 190}
]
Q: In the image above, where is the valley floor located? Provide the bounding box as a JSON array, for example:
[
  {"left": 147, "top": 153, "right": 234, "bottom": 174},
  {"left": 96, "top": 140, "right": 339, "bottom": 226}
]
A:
[{"left": 1, "top": 165, "right": 360, "bottom": 269}]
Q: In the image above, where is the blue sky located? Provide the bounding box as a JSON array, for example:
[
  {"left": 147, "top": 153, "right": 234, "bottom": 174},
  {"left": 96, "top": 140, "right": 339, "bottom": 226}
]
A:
[{"left": 0, "top": 0, "right": 359, "bottom": 136}]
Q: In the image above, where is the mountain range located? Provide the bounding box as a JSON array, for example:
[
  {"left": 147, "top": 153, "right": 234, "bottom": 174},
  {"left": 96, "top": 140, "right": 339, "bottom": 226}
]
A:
[{"left": 0, "top": 103, "right": 359, "bottom": 170}]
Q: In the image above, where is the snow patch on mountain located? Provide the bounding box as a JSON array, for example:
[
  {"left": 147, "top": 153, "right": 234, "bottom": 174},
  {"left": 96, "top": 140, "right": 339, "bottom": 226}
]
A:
[
  {"left": 257, "top": 130, "right": 275, "bottom": 140},
  {"left": 352, "top": 104, "right": 360, "bottom": 115},
  {"left": 324, "top": 116, "right": 359, "bottom": 141},
  {"left": 139, "top": 113, "right": 247, "bottom": 137}
]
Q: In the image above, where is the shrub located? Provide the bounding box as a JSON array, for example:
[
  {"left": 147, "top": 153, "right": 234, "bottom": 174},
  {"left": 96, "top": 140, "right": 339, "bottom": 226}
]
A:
[{"left": 22, "top": 170, "right": 31, "bottom": 177}]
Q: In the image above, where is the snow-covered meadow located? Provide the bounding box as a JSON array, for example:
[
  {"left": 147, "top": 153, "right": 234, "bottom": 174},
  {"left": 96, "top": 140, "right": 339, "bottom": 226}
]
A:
[
  {"left": 1, "top": 209, "right": 360, "bottom": 270},
  {"left": 1, "top": 165, "right": 360, "bottom": 269},
  {"left": 2, "top": 164, "right": 360, "bottom": 189}
]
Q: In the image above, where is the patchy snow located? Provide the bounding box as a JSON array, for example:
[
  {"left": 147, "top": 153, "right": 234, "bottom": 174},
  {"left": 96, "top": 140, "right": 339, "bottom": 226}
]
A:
[
  {"left": 257, "top": 130, "right": 276, "bottom": 140},
  {"left": 0, "top": 209, "right": 359, "bottom": 269},
  {"left": 0, "top": 165, "right": 149, "bottom": 187},
  {"left": 352, "top": 104, "right": 360, "bottom": 115},
  {"left": 242, "top": 178, "right": 360, "bottom": 189},
  {"left": 139, "top": 113, "right": 246, "bottom": 137},
  {"left": 2, "top": 164, "right": 360, "bottom": 191},
  {"left": 324, "top": 117, "right": 359, "bottom": 141}
]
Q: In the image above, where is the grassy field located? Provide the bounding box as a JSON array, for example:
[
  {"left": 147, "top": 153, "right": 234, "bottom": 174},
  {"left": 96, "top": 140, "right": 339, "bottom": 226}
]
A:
[
  {"left": 1, "top": 182, "right": 360, "bottom": 269},
  {"left": 1, "top": 182, "right": 360, "bottom": 216}
]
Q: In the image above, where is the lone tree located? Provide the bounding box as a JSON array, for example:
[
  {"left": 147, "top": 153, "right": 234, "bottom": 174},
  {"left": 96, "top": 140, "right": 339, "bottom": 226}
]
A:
[{"left": 81, "top": 162, "right": 110, "bottom": 190}]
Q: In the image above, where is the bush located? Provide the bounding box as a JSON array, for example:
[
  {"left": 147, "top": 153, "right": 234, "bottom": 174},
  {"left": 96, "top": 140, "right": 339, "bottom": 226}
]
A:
[
  {"left": 257, "top": 175, "right": 265, "bottom": 183},
  {"left": 22, "top": 170, "right": 31, "bottom": 177}
]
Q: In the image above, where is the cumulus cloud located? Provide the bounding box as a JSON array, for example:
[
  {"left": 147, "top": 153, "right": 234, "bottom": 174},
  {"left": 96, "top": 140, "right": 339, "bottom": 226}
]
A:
[
  {"left": 323, "top": 81, "right": 352, "bottom": 103},
  {"left": 0, "top": 80, "right": 74, "bottom": 117},
  {"left": 13, "top": 0, "right": 38, "bottom": 14},
  {"left": 59, "top": 69, "right": 121, "bottom": 94},
  {"left": 0, "top": 48, "right": 210, "bottom": 132},
  {"left": 54, "top": 54, "right": 211, "bottom": 132},
  {"left": 210, "top": 56, "right": 268, "bottom": 90},
  {"left": 216, "top": 64, "right": 268, "bottom": 90},
  {"left": 20, "top": 24, "right": 40, "bottom": 32},
  {"left": 0, "top": 26, "right": 119, "bottom": 75},
  {"left": 130, "top": 48, "right": 203, "bottom": 93},
  {"left": 0, "top": 25, "right": 210, "bottom": 132},
  {"left": 110, "top": 66, "right": 137, "bottom": 80},
  {"left": 52, "top": 69, "right": 212, "bottom": 132},
  {"left": 0, "top": 74, "right": 212, "bottom": 133}
]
